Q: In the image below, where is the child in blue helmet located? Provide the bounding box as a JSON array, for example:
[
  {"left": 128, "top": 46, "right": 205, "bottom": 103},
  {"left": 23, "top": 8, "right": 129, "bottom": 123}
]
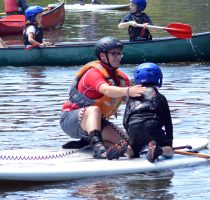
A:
[
  {"left": 123, "top": 63, "right": 174, "bottom": 162},
  {"left": 23, "top": 6, "right": 52, "bottom": 47},
  {"left": 118, "top": 0, "right": 153, "bottom": 41}
]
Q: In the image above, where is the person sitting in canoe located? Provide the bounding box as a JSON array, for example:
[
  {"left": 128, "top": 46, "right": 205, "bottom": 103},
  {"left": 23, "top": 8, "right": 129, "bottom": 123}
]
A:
[
  {"left": 4, "top": 0, "right": 28, "bottom": 15},
  {"left": 123, "top": 63, "right": 174, "bottom": 162},
  {"left": 23, "top": 6, "right": 52, "bottom": 47},
  {"left": 60, "top": 36, "right": 145, "bottom": 160},
  {"left": 118, "top": 0, "right": 153, "bottom": 41}
]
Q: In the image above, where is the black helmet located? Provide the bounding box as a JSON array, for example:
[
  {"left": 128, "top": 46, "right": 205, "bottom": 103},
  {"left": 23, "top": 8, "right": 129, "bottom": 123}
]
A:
[{"left": 95, "top": 36, "right": 123, "bottom": 59}]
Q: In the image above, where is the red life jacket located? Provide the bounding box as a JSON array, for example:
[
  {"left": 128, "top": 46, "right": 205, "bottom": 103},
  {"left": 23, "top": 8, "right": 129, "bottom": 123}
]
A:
[
  {"left": 68, "top": 61, "right": 129, "bottom": 118},
  {"left": 4, "top": 0, "right": 18, "bottom": 13}
]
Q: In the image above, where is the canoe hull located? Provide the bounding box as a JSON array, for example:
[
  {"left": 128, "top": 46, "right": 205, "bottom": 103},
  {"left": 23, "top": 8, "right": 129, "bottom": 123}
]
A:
[
  {"left": 0, "top": 2, "right": 65, "bottom": 35},
  {"left": 42, "top": 2, "right": 65, "bottom": 29},
  {"left": 0, "top": 32, "right": 210, "bottom": 66},
  {"left": 0, "top": 20, "right": 23, "bottom": 35}
]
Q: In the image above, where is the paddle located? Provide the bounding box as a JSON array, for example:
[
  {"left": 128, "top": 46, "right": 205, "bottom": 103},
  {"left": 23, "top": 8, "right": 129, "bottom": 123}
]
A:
[
  {"left": 174, "top": 150, "right": 210, "bottom": 159},
  {"left": 140, "top": 145, "right": 192, "bottom": 155},
  {"left": 137, "top": 22, "right": 192, "bottom": 39}
]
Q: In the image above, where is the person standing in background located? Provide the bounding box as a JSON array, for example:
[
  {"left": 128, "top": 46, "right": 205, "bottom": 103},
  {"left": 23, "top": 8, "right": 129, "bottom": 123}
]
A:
[
  {"left": 4, "top": 0, "right": 28, "bottom": 15},
  {"left": 79, "top": 0, "right": 101, "bottom": 5}
]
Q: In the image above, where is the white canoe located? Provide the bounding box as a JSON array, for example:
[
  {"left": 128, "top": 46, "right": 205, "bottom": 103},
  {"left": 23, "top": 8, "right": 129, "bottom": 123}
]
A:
[
  {"left": 0, "top": 137, "right": 208, "bottom": 182},
  {"left": 64, "top": 4, "right": 129, "bottom": 11}
]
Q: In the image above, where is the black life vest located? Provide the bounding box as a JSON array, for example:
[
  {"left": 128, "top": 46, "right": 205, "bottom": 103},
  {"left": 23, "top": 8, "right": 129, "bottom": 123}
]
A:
[
  {"left": 128, "top": 13, "right": 152, "bottom": 41},
  {"left": 123, "top": 87, "right": 163, "bottom": 130},
  {"left": 23, "top": 24, "right": 43, "bottom": 46}
]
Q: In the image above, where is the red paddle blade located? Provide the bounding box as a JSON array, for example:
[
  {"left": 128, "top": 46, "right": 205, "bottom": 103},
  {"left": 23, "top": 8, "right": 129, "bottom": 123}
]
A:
[{"left": 164, "top": 23, "right": 192, "bottom": 39}]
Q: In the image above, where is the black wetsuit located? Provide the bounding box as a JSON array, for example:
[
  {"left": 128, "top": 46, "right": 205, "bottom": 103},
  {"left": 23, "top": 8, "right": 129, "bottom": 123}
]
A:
[
  {"left": 123, "top": 87, "right": 173, "bottom": 157},
  {"left": 119, "top": 12, "right": 153, "bottom": 41}
]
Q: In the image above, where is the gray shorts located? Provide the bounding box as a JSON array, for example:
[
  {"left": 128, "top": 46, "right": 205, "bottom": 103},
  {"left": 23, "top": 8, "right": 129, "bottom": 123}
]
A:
[{"left": 60, "top": 109, "right": 112, "bottom": 139}]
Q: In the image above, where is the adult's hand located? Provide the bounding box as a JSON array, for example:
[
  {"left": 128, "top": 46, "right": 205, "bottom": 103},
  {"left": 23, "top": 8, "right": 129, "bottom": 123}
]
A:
[{"left": 128, "top": 85, "right": 146, "bottom": 97}]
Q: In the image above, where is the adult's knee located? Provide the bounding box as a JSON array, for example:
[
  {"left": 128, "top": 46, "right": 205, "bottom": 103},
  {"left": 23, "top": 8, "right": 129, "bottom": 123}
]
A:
[{"left": 86, "top": 106, "right": 102, "bottom": 117}]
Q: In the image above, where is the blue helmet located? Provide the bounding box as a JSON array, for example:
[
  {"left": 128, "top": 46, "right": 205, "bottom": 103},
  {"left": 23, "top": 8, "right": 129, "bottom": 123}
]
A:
[
  {"left": 25, "top": 6, "right": 44, "bottom": 23},
  {"left": 134, "top": 63, "right": 163, "bottom": 87},
  {"left": 130, "top": 0, "right": 147, "bottom": 12}
]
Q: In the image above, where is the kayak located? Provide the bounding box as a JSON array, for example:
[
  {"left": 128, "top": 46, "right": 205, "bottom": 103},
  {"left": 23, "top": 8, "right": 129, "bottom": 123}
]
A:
[
  {"left": 64, "top": 4, "right": 129, "bottom": 11},
  {"left": 0, "top": 137, "right": 208, "bottom": 182},
  {"left": 0, "top": 1, "right": 65, "bottom": 35},
  {"left": 0, "top": 31, "right": 210, "bottom": 67}
]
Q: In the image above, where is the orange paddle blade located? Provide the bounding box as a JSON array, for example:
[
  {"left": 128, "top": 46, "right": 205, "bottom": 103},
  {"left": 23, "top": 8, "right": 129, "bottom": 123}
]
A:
[
  {"left": 164, "top": 23, "right": 192, "bottom": 39},
  {"left": 174, "top": 150, "right": 210, "bottom": 159}
]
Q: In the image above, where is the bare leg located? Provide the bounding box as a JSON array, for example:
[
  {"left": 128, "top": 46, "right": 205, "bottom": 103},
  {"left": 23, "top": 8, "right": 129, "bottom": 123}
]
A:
[
  {"left": 80, "top": 106, "right": 101, "bottom": 133},
  {"left": 79, "top": 106, "right": 106, "bottom": 159},
  {"left": 101, "top": 123, "right": 134, "bottom": 159},
  {"left": 101, "top": 123, "right": 128, "bottom": 147}
]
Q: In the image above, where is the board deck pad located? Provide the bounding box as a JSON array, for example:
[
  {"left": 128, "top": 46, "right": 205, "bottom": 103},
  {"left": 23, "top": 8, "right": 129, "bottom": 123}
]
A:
[{"left": 0, "top": 137, "right": 208, "bottom": 182}]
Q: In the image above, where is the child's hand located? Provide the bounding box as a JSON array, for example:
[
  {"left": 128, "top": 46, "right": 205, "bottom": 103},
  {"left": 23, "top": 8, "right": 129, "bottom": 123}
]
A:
[
  {"left": 142, "top": 23, "right": 149, "bottom": 29},
  {"left": 43, "top": 42, "right": 54, "bottom": 47},
  {"left": 39, "top": 42, "right": 54, "bottom": 47},
  {"left": 128, "top": 21, "right": 138, "bottom": 27},
  {"left": 45, "top": 42, "right": 53, "bottom": 47}
]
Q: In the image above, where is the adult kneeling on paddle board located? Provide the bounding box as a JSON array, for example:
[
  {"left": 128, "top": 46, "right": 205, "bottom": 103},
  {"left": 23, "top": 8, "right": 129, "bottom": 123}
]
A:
[
  {"left": 123, "top": 63, "right": 174, "bottom": 162},
  {"left": 60, "top": 36, "right": 145, "bottom": 159}
]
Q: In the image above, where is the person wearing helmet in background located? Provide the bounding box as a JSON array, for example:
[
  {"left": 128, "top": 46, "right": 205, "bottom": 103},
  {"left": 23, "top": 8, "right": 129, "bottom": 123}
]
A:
[
  {"left": 123, "top": 63, "right": 174, "bottom": 162},
  {"left": 60, "top": 36, "right": 145, "bottom": 160},
  {"left": 4, "top": 0, "right": 28, "bottom": 15},
  {"left": 23, "top": 6, "right": 52, "bottom": 47},
  {"left": 118, "top": 0, "right": 153, "bottom": 41}
]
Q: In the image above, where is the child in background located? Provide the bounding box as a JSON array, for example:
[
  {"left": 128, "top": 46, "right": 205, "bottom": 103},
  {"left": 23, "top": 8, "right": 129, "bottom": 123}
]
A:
[
  {"left": 118, "top": 0, "right": 153, "bottom": 41},
  {"left": 123, "top": 63, "right": 174, "bottom": 162},
  {"left": 23, "top": 6, "right": 52, "bottom": 47}
]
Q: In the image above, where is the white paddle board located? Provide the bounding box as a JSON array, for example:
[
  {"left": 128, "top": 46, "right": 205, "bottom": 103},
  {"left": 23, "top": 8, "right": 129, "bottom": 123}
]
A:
[
  {"left": 0, "top": 137, "right": 208, "bottom": 182},
  {"left": 64, "top": 4, "right": 129, "bottom": 11}
]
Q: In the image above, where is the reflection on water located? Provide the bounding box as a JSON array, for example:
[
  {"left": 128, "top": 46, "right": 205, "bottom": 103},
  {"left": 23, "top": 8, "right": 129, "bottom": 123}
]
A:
[
  {"left": 0, "top": 0, "right": 210, "bottom": 199},
  {"left": 2, "top": 0, "right": 210, "bottom": 44},
  {"left": 0, "top": 64, "right": 209, "bottom": 199}
]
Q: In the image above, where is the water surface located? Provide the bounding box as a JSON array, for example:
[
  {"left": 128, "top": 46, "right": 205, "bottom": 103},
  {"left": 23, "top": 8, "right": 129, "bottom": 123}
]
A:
[{"left": 0, "top": 0, "right": 210, "bottom": 199}]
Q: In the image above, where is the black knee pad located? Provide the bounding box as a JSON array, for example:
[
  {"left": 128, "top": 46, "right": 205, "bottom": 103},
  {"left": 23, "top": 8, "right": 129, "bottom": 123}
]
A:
[{"left": 88, "top": 130, "right": 102, "bottom": 146}]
